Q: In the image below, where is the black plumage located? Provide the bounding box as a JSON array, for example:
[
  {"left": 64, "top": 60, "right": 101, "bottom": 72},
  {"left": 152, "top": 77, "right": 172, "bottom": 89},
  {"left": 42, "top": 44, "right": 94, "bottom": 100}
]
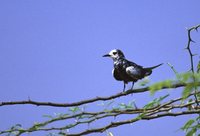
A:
[{"left": 103, "top": 49, "right": 163, "bottom": 91}]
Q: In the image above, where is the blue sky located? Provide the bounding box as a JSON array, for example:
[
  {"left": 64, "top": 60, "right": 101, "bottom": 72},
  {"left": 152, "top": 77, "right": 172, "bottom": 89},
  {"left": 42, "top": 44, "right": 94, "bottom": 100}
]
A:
[{"left": 0, "top": 1, "right": 200, "bottom": 136}]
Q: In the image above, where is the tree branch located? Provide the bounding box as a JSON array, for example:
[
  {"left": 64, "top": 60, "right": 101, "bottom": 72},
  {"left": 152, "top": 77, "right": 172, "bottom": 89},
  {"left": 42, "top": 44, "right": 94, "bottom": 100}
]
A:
[
  {"left": 65, "top": 110, "right": 200, "bottom": 136},
  {"left": 1, "top": 81, "right": 199, "bottom": 108},
  {"left": 186, "top": 24, "right": 200, "bottom": 72},
  {"left": 1, "top": 91, "right": 199, "bottom": 136},
  {"left": 186, "top": 24, "right": 200, "bottom": 106}
]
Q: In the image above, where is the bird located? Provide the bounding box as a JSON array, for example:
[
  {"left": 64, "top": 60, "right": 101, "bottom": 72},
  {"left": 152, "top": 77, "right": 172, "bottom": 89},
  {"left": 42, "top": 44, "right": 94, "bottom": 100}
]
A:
[{"left": 103, "top": 49, "right": 163, "bottom": 91}]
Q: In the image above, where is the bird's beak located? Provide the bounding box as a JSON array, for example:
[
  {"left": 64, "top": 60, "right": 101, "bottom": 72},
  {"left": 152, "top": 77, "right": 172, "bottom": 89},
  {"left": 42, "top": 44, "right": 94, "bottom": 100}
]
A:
[{"left": 103, "top": 54, "right": 111, "bottom": 57}]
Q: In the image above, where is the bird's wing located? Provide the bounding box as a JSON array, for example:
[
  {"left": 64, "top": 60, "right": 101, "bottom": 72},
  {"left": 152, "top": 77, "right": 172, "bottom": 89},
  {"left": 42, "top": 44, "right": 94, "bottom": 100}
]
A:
[
  {"left": 126, "top": 60, "right": 143, "bottom": 68},
  {"left": 125, "top": 66, "right": 144, "bottom": 79},
  {"left": 112, "top": 68, "right": 123, "bottom": 81}
]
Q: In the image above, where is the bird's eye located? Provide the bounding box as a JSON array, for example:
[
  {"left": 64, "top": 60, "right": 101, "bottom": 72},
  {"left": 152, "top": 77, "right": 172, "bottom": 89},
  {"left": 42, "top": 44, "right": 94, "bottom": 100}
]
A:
[{"left": 113, "top": 52, "right": 117, "bottom": 55}]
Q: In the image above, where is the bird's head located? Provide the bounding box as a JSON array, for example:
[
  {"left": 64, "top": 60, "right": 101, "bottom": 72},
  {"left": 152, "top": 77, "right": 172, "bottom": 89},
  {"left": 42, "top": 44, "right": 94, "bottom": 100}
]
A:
[{"left": 103, "top": 49, "right": 125, "bottom": 60}]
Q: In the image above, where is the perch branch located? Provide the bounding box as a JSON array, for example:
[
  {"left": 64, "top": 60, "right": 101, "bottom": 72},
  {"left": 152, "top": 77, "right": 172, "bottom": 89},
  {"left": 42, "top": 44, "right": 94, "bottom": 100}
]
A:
[{"left": 1, "top": 81, "right": 199, "bottom": 108}]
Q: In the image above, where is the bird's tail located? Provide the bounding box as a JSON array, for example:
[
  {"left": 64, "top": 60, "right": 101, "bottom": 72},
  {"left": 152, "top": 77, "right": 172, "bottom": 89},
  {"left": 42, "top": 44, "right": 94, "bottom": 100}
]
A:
[
  {"left": 144, "top": 63, "right": 163, "bottom": 76},
  {"left": 145, "top": 63, "right": 163, "bottom": 70}
]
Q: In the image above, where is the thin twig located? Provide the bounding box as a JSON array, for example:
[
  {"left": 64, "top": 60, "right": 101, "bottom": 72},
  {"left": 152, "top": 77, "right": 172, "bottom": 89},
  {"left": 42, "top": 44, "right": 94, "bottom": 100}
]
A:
[
  {"left": 186, "top": 24, "right": 200, "bottom": 106},
  {"left": 186, "top": 24, "right": 200, "bottom": 72}
]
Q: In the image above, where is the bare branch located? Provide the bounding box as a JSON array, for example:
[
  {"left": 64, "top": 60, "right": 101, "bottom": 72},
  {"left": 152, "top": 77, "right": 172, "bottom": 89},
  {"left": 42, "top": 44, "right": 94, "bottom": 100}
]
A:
[
  {"left": 0, "top": 81, "right": 199, "bottom": 108},
  {"left": 186, "top": 24, "right": 200, "bottom": 107},
  {"left": 186, "top": 24, "right": 200, "bottom": 72}
]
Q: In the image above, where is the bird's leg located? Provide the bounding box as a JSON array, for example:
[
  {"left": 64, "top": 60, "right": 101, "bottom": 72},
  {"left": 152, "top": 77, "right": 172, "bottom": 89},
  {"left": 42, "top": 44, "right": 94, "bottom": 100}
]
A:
[
  {"left": 123, "top": 82, "right": 126, "bottom": 92},
  {"left": 131, "top": 82, "right": 134, "bottom": 90}
]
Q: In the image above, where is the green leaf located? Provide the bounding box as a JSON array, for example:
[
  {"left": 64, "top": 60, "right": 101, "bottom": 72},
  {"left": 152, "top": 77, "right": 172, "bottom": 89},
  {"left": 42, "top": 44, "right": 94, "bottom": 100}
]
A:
[
  {"left": 69, "top": 107, "right": 80, "bottom": 113},
  {"left": 126, "top": 101, "right": 136, "bottom": 109},
  {"left": 181, "top": 119, "right": 195, "bottom": 132},
  {"left": 194, "top": 72, "right": 200, "bottom": 82},
  {"left": 182, "top": 84, "right": 194, "bottom": 99},
  {"left": 186, "top": 128, "right": 196, "bottom": 136},
  {"left": 149, "top": 83, "right": 163, "bottom": 95},
  {"left": 77, "top": 115, "right": 91, "bottom": 119},
  {"left": 11, "top": 131, "right": 19, "bottom": 135},
  {"left": 136, "top": 113, "right": 146, "bottom": 120},
  {"left": 43, "top": 114, "right": 54, "bottom": 119},
  {"left": 143, "top": 94, "right": 169, "bottom": 109},
  {"left": 167, "top": 62, "right": 179, "bottom": 76},
  {"left": 106, "top": 100, "right": 114, "bottom": 107},
  {"left": 197, "top": 60, "right": 200, "bottom": 73},
  {"left": 143, "top": 101, "right": 156, "bottom": 109},
  {"left": 181, "top": 72, "right": 192, "bottom": 82},
  {"left": 119, "top": 103, "right": 127, "bottom": 109},
  {"left": 118, "top": 101, "right": 135, "bottom": 110},
  {"left": 149, "top": 80, "right": 172, "bottom": 95},
  {"left": 112, "top": 107, "right": 120, "bottom": 111},
  {"left": 157, "top": 94, "right": 170, "bottom": 103}
]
